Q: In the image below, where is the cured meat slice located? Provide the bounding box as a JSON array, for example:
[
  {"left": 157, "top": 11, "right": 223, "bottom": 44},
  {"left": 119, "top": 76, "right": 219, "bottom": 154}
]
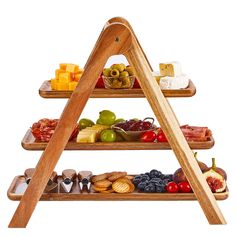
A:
[{"left": 31, "top": 118, "right": 78, "bottom": 142}]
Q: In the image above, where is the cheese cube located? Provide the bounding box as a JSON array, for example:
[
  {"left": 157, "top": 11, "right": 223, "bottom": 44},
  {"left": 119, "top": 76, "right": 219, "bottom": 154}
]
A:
[
  {"left": 159, "top": 61, "right": 182, "bottom": 77},
  {"left": 159, "top": 75, "right": 189, "bottom": 90},
  {"left": 69, "top": 81, "right": 78, "bottom": 91},
  {"left": 58, "top": 72, "right": 71, "bottom": 83},
  {"left": 76, "top": 132, "right": 96, "bottom": 143},
  {"left": 74, "top": 73, "right": 82, "bottom": 82},
  {"left": 60, "top": 63, "right": 67, "bottom": 70},
  {"left": 56, "top": 82, "right": 69, "bottom": 90},
  {"left": 51, "top": 79, "right": 58, "bottom": 90},
  {"left": 66, "top": 64, "right": 79, "bottom": 73},
  {"left": 55, "top": 69, "right": 64, "bottom": 79}
]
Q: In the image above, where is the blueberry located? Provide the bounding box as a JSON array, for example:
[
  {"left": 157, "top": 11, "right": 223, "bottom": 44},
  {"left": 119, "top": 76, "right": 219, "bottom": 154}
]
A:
[
  {"left": 150, "top": 169, "right": 162, "bottom": 178},
  {"left": 145, "top": 172, "right": 150, "bottom": 177},
  {"left": 144, "top": 186, "right": 152, "bottom": 193},
  {"left": 162, "top": 179, "right": 169, "bottom": 185},
  {"left": 155, "top": 184, "right": 166, "bottom": 193},
  {"left": 165, "top": 174, "right": 173, "bottom": 181},
  {"left": 150, "top": 177, "right": 162, "bottom": 183},
  {"left": 144, "top": 184, "right": 155, "bottom": 193},
  {"left": 141, "top": 175, "right": 150, "bottom": 182},
  {"left": 132, "top": 176, "right": 142, "bottom": 186},
  {"left": 137, "top": 181, "right": 148, "bottom": 191}
]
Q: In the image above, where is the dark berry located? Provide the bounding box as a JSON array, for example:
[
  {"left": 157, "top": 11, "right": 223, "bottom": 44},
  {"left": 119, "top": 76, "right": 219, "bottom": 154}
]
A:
[
  {"left": 149, "top": 178, "right": 162, "bottom": 184},
  {"left": 165, "top": 174, "right": 173, "bottom": 181},
  {"left": 137, "top": 181, "right": 148, "bottom": 191},
  {"left": 149, "top": 169, "right": 162, "bottom": 178},
  {"left": 162, "top": 179, "right": 170, "bottom": 185},
  {"left": 141, "top": 175, "right": 150, "bottom": 182}
]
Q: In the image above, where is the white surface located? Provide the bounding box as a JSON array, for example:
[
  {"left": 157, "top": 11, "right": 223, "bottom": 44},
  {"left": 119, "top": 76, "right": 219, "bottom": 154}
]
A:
[{"left": 0, "top": 0, "right": 236, "bottom": 234}]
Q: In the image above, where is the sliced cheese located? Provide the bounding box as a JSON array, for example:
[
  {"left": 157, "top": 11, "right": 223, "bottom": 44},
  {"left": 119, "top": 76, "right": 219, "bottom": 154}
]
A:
[{"left": 159, "top": 61, "right": 182, "bottom": 77}]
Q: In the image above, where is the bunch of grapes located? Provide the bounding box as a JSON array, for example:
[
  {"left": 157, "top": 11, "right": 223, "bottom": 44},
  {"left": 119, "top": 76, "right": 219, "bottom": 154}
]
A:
[{"left": 115, "top": 119, "right": 153, "bottom": 131}]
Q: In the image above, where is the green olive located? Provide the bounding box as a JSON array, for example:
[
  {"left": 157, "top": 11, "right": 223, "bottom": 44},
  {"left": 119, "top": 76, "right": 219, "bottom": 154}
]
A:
[
  {"left": 111, "top": 78, "right": 122, "bottom": 88},
  {"left": 121, "top": 77, "right": 131, "bottom": 88},
  {"left": 110, "top": 69, "right": 120, "bottom": 78},
  {"left": 125, "top": 67, "right": 134, "bottom": 76},
  {"left": 103, "top": 68, "right": 111, "bottom": 77},
  {"left": 120, "top": 71, "right": 129, "bottom": 78},
  {"left": 111, "top": 63, "right": 126, "bottom": 72}
]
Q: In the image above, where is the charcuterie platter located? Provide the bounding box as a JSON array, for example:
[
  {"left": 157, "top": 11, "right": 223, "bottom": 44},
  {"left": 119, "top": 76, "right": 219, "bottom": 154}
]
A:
[{"left": 39, "top": 79, "right": 196, "bottom": 98}]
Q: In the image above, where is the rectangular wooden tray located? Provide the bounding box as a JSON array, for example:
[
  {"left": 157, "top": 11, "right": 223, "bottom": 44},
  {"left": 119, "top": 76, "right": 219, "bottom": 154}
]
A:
[
  {"left": 39, "top": 80, "right": 196, "bottom": 98},
  {"left": 22, "top": 129, "right": 215, "bottom": 151},
  {"left": 8, "top": 175, "right": 229, "bottom": 201}
]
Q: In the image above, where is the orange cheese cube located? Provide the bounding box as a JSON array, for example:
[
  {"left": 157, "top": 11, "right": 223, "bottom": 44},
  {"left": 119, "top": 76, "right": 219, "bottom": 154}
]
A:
[
  {"left": 55, "top": 69, "right": 64, "bottom": 79},
  {"left": 51, "top": 79, "right": 58, "bottom": 90},
  {"left": 69, "top": 81, "right": 78, "bottom": 91},
  {"left": 59, "top": 63, "right": 67, "bottom": 70},
  {"left": 58, "top": 72, "right": 71, "bottom": 83},
  {"left": 56, "top": 82, "right": 69, "bottom": 90},
  {"left": 74, "top": 73, "right": 82, "bottom": 82},
  {"left": 66, "top": 64, "right": 79, "bottom": 73}
]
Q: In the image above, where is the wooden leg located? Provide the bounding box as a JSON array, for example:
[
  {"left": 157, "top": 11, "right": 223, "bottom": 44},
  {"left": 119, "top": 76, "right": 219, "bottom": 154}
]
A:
[
  {"left": 8, "top": 23, "right": 133, "bottom": 228},
  {"left": 125, "top": 39, "right": 226, "bottom": 224}
]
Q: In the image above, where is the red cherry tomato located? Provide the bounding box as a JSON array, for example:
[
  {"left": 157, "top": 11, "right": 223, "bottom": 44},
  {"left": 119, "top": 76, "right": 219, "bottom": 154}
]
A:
[
  {"left": 133, "top": 78, "right": 141, "bottom": 88},
  {"left": 166, "top": 182, "right": 179, "bottom": 193},
  {"left": 140, "top": 130, "right": 157, "bottom": 142},
  {"left": 95, "top": 74, "right": 105, "bottom": 88},
  {"left": 178, "top": 182, "right": 192, "bottom": 193},
  {"left": 156, "top": 132, "right": 168, "bottom": 142}
]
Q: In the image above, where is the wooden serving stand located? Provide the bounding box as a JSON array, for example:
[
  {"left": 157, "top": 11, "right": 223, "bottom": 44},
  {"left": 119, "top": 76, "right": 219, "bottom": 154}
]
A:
[
  {"left": 8, "top": 175, "right": 229, "bottom": 201},
  {"left": 8, "top": 17, "right": 227, "bottom": 227}
]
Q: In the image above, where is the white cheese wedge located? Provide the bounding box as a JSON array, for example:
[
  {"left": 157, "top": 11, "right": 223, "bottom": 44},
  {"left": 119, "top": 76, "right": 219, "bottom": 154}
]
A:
[
  {"left": 159, "top": 61, "right": 182, "bottom": 77},
  {"left": 159, "top": 74, "right": 189, "bottom": 90}
]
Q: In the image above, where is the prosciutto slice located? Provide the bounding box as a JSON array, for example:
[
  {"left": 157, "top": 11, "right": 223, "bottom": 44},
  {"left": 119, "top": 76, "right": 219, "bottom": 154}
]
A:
[{"left": 158, "top": 125, "right": 212, "bottom": 142}]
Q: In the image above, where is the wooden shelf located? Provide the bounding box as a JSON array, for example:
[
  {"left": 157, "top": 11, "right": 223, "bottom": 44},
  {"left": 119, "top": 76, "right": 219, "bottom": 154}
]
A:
[
  {"left": 8, "top": 176, "right": 229, "bottom": 201},
  {"left": 22, "top": 129, "right": 215, "bottom": 151},
  {"left": 39, "top": 80, "right": 196, "bottom": 98}
]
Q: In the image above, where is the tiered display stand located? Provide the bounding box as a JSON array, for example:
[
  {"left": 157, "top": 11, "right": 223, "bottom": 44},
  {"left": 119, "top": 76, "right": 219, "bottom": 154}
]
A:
[{"left": 8, "top": 17, "right": 227, "bottom": 227}]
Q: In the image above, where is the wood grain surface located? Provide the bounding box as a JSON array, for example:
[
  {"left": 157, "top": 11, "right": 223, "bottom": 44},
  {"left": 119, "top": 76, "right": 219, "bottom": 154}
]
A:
[
  {"left": 39, "top": 80, "right": 196, "bottom": 98},
  {"left": 8, "top": 176, "right": 229, "bottom": 201},
  {"left": 21, "top": 129, "right": 215, "bottom": 150}
]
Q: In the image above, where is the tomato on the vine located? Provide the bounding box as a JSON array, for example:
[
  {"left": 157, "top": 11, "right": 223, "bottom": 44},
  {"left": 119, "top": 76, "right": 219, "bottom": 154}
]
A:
[
  {"left": 178, "top": 182, "right": 192, "bottom": 193},
  {"left": 140, "top": 130, "right": 157, "bottom": 142},
  {"left": 156, "top": 132, "right": 168, "bottom": 142},
  {"left": 166, "top": 182, "right": 179, "bottom": 193}
]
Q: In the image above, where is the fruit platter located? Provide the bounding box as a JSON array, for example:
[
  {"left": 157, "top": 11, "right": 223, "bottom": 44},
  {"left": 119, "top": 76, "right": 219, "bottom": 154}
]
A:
[
  {"left": 8, "top": 158, "right": 228, "bottom": 201},
  {"left": 39, "top": 62, "right": 196, "bottom": 98},
  {"left": 21, "top": 110, "right": 215, "bottom": 151}
]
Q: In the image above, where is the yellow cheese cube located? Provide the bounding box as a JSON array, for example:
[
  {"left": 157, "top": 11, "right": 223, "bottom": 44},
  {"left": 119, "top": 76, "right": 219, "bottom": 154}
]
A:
[
  {"left": 76, "top": 132, "right": 96, "bottom": 143},
  {"left": 55, "top": 69, "right": 64, "bottom": 79},
  {"left": 56, "top": 82, "right": 69, "bottom": 90},
  {"left": 155, "top": 75, "right": 165, "bottom": 84},
  {"left": 58, "top": 72, "right": 71, "bottom": 83},
  {"left": 51, "top": 79, "right": 58, "bottom": 90},
  {"left": 59, "top": 63, "right": 67, "bottom": 70},
  {"left": 66, "top": 64, "right": 79, "bottom": 73},
  {"left": 69, "top": 81, "right": 78, "bottom": 91}
]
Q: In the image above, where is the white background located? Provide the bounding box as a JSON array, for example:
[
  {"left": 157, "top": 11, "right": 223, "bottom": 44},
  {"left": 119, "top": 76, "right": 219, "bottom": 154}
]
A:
[{"left": 0, "top": 0, "right": 235, "bottom": 234}]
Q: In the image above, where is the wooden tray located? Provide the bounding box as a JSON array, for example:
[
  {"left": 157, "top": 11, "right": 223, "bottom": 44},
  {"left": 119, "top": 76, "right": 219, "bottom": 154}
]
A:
[
  {"left": 22, "top": 129, "right": 215, "bottom": 151},
  {"left": 8, "top": 175, "right": 229, "bottom": 201},
  {"left": 39, "top": 80, "right": 196, "bottom": 98}
]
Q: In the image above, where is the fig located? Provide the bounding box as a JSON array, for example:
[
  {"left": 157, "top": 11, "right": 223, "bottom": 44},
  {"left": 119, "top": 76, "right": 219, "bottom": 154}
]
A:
[
  {"left": 173, "top": 152, "right": 208, "bottom": 183},
  {"left": 203, "top": 158, "right": 226, "bottom": 193},
  {"left": 205, "top": 157, "right": 227, "bottom": 180}
]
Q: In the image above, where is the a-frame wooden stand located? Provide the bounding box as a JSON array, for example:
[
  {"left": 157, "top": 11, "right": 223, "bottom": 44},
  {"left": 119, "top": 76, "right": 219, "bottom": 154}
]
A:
[{"left": 9, "top": 17, "right": 226, "bottom": 227}]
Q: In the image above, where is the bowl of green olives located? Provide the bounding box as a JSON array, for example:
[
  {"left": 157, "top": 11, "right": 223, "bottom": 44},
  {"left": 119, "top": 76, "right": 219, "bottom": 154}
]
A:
[{"left": 102, "top": 63, "right": 135, "bottom": 89}]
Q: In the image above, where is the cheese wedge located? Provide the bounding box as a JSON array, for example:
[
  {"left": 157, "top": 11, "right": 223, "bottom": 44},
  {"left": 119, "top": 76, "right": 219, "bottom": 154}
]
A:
[
  {"left": 159, "top": 75, "right": 189, "bottom": 90},
  {"left": 159, "top": 61, "right": 182, "bottom": 77}
]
